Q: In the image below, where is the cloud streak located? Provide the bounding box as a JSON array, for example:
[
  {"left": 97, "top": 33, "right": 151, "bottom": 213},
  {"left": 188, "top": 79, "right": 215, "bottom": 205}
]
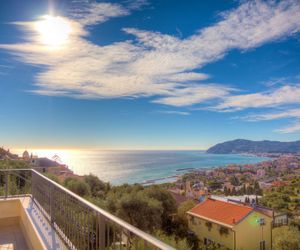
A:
[
  {"left": 241, "top": 108, "right": 300, "bottom": 121},
  {"left": 275, "top": 123, "right": 300, "bottom": 134},
  {"left": 214, "top": 85, "right": 300, "bottom": 112},
  {"left": 67, "top": 1, "right": 129, "bottom": 26},
  {"left": 156, "top": 110, "right": 190, "bottom": 116}
]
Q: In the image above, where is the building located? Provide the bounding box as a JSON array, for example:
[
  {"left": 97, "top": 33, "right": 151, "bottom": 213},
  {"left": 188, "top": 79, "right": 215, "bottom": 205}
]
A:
[
  {"left": 256, "top": 169, "right": 266, "bottom": 178},
  {"left": 187, "top": 198, "right": 273, "bottom": 250},
  {"left": 273, "top": 213, "right": 288, "bottom": 227},
  {"left": 22, "top": 150, "right": 30, "bottom": 160}
]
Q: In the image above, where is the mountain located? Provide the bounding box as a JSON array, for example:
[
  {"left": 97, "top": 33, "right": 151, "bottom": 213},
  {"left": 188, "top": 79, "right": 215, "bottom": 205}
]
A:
[{"left": 206, "top": 139, "right": 300, "bottom": 154}]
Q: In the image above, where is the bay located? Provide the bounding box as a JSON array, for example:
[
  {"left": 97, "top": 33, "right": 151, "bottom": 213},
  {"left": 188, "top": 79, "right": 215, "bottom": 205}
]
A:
[{"left": 20, "top": 149, "right": 269, "bottom": 185}]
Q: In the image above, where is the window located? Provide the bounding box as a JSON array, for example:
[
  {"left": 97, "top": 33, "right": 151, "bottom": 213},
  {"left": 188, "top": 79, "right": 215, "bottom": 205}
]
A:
[{"left": 260, "top": 241, "right": 266, "bottom": 250}]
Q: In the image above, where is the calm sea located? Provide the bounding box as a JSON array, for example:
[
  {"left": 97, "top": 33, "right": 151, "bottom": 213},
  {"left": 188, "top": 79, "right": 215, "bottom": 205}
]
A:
[{"left": 16, "top": 150, "right": 269, "bottom": 185}]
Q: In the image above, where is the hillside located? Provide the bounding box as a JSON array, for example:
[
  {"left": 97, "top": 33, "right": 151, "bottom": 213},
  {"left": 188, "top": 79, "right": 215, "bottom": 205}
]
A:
[
  {"left": 207, "top": 139, "right": 300, "bottom": 154},
  {"left": 0, "top": 147, "right": 18, "bottom": 159}
]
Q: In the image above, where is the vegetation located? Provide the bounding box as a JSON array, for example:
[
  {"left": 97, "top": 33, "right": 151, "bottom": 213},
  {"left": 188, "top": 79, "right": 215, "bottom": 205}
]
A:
[
  {"left": 273, "top": 226, "right": 300, "bottom": 250},
  {"left": 84, "top": 174, "right": 110, "bottom": 197},
  {"left": 0, "top": 159, "right": 30, "bottom": 169},
  {"left": 1, "top": 157, "right": 299, "bottom": 249},
  {"left": 64, "top": 177, "right": 91, "bottom": 196},
  {"left": 260, "top": 177, "right": 300, "bottom": 219},
  {"left": 44, "top": 172, "right": 60, "bottom": 183}
]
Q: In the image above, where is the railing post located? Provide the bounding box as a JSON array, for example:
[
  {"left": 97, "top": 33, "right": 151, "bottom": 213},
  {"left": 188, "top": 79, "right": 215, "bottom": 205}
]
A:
[
  {"left": 99, "top": 215, "right": 106, "bottom": 249},
  {"left": 50, "top": 184, "right": 54, "bottom": 224},
  {"left": 31, "top": 170, "right": 35, "bottom": 203},
  {"left": 5, "top": 171, "right": 8, "bottom": 198}
]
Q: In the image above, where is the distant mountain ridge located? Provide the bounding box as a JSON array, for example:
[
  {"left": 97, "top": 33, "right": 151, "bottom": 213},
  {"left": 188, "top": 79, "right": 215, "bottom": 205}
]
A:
[{"left": 207, "top": 139, "right": 300, "bottom": 154}]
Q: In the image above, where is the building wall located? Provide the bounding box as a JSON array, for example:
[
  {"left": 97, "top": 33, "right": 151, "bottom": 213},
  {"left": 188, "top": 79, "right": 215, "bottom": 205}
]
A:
[
  {"left": 188, "top": 214, "right": 234, "bottom": 249},
  {"left": 234, "top": 211, "right": 273, "bottom": 250},
  {"left": 0, "top": 199, "right": 46, "bottom": 250}
]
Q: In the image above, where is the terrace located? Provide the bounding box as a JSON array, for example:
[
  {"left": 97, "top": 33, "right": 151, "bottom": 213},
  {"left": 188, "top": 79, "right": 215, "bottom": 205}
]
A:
[{"left": 0, "top": 169, "right": 175, "bottom": 250}]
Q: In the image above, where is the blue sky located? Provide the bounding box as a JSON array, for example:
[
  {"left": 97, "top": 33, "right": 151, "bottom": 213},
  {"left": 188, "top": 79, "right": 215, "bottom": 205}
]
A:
[{"left": 1, "top": 0, "right": 300, "bottom": 150}]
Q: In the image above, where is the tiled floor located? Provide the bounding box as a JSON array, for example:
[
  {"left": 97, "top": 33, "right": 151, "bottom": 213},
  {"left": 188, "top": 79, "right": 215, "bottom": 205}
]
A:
[
  {"left": 0, "top": 197, "right": 67, "bottom": 250},
  {"left": 0, "top": 225, "right": 28, "bottom": 250},
  {"left": 22, "top": 197, "right": 67, "bottom": 250}
]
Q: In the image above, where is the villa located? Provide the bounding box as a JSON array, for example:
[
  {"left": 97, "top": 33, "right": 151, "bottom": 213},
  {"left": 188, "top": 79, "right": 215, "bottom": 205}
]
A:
[{"left": 187, "top": 198, "right": 273, "bottom": 250}]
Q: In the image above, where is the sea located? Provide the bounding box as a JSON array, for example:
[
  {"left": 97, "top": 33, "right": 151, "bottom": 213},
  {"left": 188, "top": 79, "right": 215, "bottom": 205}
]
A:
[{"left": 15, "top": 150, "right": 269, "bottom": 185}]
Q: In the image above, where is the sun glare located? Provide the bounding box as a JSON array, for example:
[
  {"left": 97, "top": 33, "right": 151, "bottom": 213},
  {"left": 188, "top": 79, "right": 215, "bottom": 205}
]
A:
[{"left": 34, "top": 15, "right": 72, "bottom": 47}]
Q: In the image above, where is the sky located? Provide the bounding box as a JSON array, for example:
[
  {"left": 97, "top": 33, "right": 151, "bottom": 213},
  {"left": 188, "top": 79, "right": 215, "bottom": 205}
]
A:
[{"left": 1, "top": 0, "right": 300, "bottom": 150}]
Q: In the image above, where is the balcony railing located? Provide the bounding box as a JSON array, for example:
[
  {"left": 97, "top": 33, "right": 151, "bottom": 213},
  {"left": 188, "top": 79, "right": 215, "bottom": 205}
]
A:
[{"left": 0, "top": 169, "right": 175, "bottom": 250}]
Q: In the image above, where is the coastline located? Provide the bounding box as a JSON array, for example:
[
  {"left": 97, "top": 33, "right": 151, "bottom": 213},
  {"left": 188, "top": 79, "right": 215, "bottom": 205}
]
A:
[
  {"left": 140, "top": 155, "right": 272, "bottom": 186},
  {"left": 13, "top": 149, "right": 271, "bottom": 185}
]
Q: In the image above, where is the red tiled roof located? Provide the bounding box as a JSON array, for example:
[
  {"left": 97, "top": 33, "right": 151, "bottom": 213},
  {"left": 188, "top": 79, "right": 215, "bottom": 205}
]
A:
[
  {"left": 271, "top": 181, "right": 288, "bottom": 187},
  {"left": 188, "top": 198, "right": 253, "bottom": 226}
]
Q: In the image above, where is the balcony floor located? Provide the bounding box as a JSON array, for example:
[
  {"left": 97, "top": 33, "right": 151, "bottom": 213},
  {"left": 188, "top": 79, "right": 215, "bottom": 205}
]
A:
[
  {"left": 0, "top": 224, "right": 28, "bottom": 250},
  {"left": 0, "top": 197, "right": 67, "bottom": 250},
  {"left": 23, "top": 197, "right": 67, "bottom": 250}
]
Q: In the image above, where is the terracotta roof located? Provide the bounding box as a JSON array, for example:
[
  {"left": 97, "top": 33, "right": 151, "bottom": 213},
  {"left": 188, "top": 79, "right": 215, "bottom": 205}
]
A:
[
  {"left": 271, "top": 181, "right": 288, "bottom": 187},
  {"left": 188, "top": 198, "right": 253, "bottom": 226}
]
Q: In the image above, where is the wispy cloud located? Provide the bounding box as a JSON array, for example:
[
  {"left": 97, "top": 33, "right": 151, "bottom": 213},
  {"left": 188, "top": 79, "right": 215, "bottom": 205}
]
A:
[
  {"left": 0, "top": 64, "right": 13, "bottom": 75},
  {"left": 67, "top": 1, "right": 129, "bottom": 26},
  {"left": 153, "top": 85, "right": 233, "bottom": 107},
  {"left": 241, "top": 108, "right": 300, "bottom": 121},
  {"left": 275, "top": 123, "right": 300, "bottom": 134},
  {"left": 1, "top": 0, "right": 300, "bottom": 108},
  {"left": 261, "top": 77, "right": 290, "bottom": 87},
  {"left": 0, "top": 64, "right": 13, "bottom": 69},
  {"left": 156, "top": 110, "right": 190, "bottom": 116},
  {"left": 214, "top": 85, "right": 300, "bottom": 112}
]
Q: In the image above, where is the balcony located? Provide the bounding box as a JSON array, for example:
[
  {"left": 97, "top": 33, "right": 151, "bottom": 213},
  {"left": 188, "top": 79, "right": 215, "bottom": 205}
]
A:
[{"left": 0, "top": 169, "right": 175, "bottom": 250}]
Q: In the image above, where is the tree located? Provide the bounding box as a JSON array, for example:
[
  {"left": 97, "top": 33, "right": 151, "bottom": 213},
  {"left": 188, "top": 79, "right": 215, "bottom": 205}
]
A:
[
  {"left": 116, "top": 193, "right": 163, "bottom": 232},
  {"left": 231, "top": 187, "right": 236, "bottom": 195},
  {"left": 145, "top": 186, "right": 177, "bottom": 232},
  {"left": 224, "top": 186, "right": 229, "bottom": 196},
  {"left": 44, "top": 173, "right": 60, "bottom": 183},
  {"left": 178, "top": 200, "right": 196, "bottom": 219},
  {"left": 153, "top": 231, "right": 192, "bottom": 250},
  {"left": 208, "top": 181, "right": 222, "bottom": 190},
  {"left": 245, "top": 196, "right": 250, "bottom": 204},
  {"left": 230, "top": 176, "right": 240, "bottom": 186},
  {"left": 246, "top": 186, "right": 253, "bottom": 195},
  {"left": 241, "top": 184, "right": 247, "bottom": 195},
  {"left": 84, "top": 174, "right": 109, "bottom": 197},
  {"left": 273, "top": 226, "right": 300, "bottom": 250},
  {"left": 64, "top": 178, "right": 91, "bottom": 196},
  {"left": 104, "top": 184, "right": 178, "bottom": 233}
]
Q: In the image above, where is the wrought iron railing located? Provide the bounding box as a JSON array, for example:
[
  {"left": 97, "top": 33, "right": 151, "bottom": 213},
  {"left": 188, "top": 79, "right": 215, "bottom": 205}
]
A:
[{"left": 0, "top": 169, "right": 175, "bottom": 250}]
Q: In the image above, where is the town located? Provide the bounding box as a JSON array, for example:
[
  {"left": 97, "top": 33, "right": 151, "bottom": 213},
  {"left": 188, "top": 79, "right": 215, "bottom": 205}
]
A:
[
  {"left": 1, "top": 147, "right": 299, "bottom": 249},
  {"left": 168, "top": 153, "right": 300, "bottom": 249}
]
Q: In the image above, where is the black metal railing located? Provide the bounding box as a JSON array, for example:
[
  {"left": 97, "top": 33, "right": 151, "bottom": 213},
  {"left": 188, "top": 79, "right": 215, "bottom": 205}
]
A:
[{"left": 0, "top": 169, "right": 175, "bottom": 250}]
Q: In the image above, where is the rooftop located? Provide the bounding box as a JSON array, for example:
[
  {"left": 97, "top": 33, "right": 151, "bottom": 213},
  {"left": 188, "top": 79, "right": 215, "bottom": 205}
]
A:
[{"left": 188, "top": 198, "right": 253, "bottom": 226}]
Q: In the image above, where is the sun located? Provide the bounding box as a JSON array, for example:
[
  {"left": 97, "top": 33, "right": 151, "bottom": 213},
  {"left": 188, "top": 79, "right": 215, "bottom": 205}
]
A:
[{"left": 34, "top": 15, "right": 72, "bottom": 47}]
